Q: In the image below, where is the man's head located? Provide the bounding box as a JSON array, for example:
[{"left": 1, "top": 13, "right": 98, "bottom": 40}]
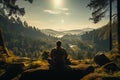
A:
[{"left": 56, "top": 41, "right": 62, "bottom": 47}]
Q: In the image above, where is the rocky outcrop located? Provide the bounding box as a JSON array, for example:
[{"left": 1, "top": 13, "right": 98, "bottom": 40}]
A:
[
  {"left": 94, "top": 53, "right": 111, "bottom": 66},
  {"left": 0, "top": 63, "right": 25, "bottom": 80},
  {"left": 19, "top": 64, "right": 94, "bottom": 80}
]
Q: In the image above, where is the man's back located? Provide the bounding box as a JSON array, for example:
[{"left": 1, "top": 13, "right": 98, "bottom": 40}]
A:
[
  {"left": 50, "top": 41, "right": 68, "bottom": 69},
  {"left": 51, "top": 47, "right": 67, "bottom": 65}
]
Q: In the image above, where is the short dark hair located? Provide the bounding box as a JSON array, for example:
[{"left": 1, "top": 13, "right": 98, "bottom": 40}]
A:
[{"left": 56, "top": 41, "right": 61, "bottom": 47}]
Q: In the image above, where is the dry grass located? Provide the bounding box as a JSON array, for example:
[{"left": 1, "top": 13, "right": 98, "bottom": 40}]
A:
[
  {"left": 0, "top": 69, "right": 5, "bottom": 76},
  {"left": 81, "top": 71, "right": 120, "bottom": 80},
  {"left": 105, "top": 52, "right": 120, "bottom": 65},
  {"left": 81, "top": 53, "right": 120, "bottom": 80},
  {"left": 81, "top": 73, "right": 103, "bottom": 80},
  {"left": 0, "top": 53, "right": 119, "bottom": 80}
]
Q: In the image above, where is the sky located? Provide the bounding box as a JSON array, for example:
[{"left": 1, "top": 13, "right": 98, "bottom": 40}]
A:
[{"left": 16, "top": 0, "right": 116, "bottom": 31}]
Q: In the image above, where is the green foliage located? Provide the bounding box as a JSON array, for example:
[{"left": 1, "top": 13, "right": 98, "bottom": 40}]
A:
[
  {"left": 0, "top": 12, "right": 118, "bottom": 60},
  {"left": 0, "top": 0, "right": 33, "bottom": 17},
  {"left": 41, "top": 51, "right": 49, "bottom": 60},
  {"left": 87, "top": 0, "right": 115, "bottom": 23},
  {"left": 0, "top": 15, "right": 57, "bottom": 58},
  {"left": 81, "top": 22, "right": 117, "bottom": 53}
]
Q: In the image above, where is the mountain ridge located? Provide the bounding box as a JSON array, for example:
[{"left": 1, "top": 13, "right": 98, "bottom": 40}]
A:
[{"left": 41, "top": 28, "right": 93, "bottom": 38}]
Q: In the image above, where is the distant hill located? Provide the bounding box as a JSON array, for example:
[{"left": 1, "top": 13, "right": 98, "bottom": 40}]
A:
[
  {"left": 41, "top": 29, "right": 65, "bottom": 38},
  {"left": 0, "top": 16, "right": 50, "bottom": 40},
  {"left": 62, "top": 28, "right": 93, "bottom": 35},
  {"left": 41, "top": 28, "right": 93, "bottom": 38}
]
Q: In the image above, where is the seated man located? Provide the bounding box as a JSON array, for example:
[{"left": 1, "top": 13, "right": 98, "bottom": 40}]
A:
[{"left": 50, "top": 41, "right": 68, "bottom": 70}]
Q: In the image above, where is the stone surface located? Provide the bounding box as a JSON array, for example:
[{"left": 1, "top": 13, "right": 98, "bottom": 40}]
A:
[
  {"left": 19, "top": 64, "right": 94, "bottom": 80},
  {"left": 0, "top": 63, "right": 25, "bottom": 80},
  {"left": 94, "top": 53, "right": 111, "bottom": 66}
]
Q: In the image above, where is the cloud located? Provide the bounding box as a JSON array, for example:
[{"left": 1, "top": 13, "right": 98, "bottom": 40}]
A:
[
  {"left": 64, "top": 13, "right": 70, "bottom": 16},
  {"left": 44, "top": 10, "right": 60, "bottom": 15},
  {"left": 43, "top": 8, "right": 70, "bottom": 16}
]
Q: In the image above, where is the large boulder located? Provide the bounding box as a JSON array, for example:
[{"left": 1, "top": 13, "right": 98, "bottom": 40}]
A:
[
  {"left": 0, "top": 63, "right": 25, "bottom": 80},
  {"left": 94, "top": 53, "right": 111, "bottom": 66}
]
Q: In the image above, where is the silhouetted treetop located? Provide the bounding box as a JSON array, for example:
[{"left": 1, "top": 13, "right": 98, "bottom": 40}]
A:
[
  {"left": 87, "top": 0, "right": 115, "bottom": 23},
  {"left": 0, "top": 0, "right": 33, "bottom": 17}
]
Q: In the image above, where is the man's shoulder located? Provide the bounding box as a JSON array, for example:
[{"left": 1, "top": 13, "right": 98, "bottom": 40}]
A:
[
  {"left": 51, "top": 47, "right": 66, "bottom": 52},
  {"left": 59, "top": 48, "right": 67, "bottom": 53},
  {"left": 61, "top": 47, "right": 66, "bottom": 50}
]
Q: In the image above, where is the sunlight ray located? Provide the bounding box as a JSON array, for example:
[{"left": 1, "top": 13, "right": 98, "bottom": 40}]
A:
[{"left": 53, "top": 0, "right": 64, "bottom": 8}]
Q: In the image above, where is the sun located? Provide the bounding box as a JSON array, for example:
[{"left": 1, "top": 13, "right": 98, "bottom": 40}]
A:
[{"left": 53, "top": 0, "right": 63, "bottom": 8}]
